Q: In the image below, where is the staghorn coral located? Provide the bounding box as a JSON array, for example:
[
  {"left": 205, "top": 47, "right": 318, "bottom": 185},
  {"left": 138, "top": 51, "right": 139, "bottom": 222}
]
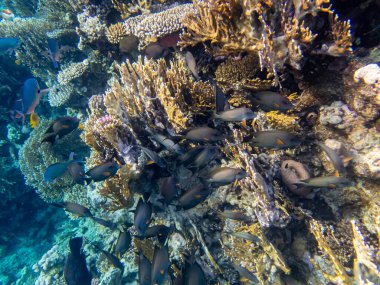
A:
[
  {"left": 112, "top": 0, "right": 152, "bottom": 19},
  {"left": 106, "top": 22, "right": 128, "bottom": 44},
  {"left": 180, "top": 0, "right": 352, "bottom": 76}
]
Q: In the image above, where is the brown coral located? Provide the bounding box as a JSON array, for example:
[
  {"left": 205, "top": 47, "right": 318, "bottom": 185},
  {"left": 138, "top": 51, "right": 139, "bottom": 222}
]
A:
[{"left": 106, "top": 22, "right": 127, "bottom": 44}]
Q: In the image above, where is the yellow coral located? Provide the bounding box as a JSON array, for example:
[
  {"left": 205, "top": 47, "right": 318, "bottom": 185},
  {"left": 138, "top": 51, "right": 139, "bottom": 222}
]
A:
[{"left": 265, "top": 111, "right": 301, "bottom": 131}]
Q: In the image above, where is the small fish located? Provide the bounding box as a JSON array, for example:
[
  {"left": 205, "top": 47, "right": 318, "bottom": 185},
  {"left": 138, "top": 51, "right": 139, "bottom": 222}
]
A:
[
  {"left": 226, "top": 232, "right": 260, "bottom": 243},
  {"left": 232, "top": 263, "right": 259, "bottom": 284},
  {"left": 316, "top": 142, "right": 347, "bottom": 177},
  {"left": 30, "top": 112, "right": 39, "bottom": 128},
  {"left": 184, "top": 261, "right": 207, "bottom": 285},
  {"left": 203, "top": 167, "right": 247, "bottom": 184},
  {"left": 145, "top": 42, "right": 166, "bottom": 59},
  {"left": 150, "top": 133, "right": 184, "bottom": 155},
  {"left": 134, "top": 198, "right": 152, "bottom": 236},
  {"left": 159, "top": 176, "right": 178, "bottom": 204},
  {"left": 185, "top": 127, "right": 224, "bottom": 142},
  {"left": 85, "top": 162, "right": 120, "bottom": 183},
  {"left": 212, "top": 107, "right": 256, "bottom": 122},
  {"left": 119, "top": 35, "right": 139, "bottom": 53},
  {"left": 158, "top": 32, "right": 181, "bottom": 48},
  {"left": 44, "top": 161, "right": 71, "bottom": 183},
  {"left": 64, "top": 237, "right": 92, "bottom": 285},
  {"left": 251, "top": 91, "right": 294, "bottom": 112},
  {"left": 218, "top": 210, "right": 252, "bottom": 223},
  {"left": 151, "top": 246, "right": 170, "bottom": 285},
  {"left": 53, "top": 202, "right": 93, "bottom": 218},
  {"left": 47, "top": 39, "right": 60, "bottom": 69},
  {"left": 114, "top": 231, "right": 132, "bottom": 258},
  {"left": 67, "top": 161, "right": 85, "bottom": 185},
  {"left": 138, "top": 252, "right": 151, "bottom": 285},
  {"left": 0, "top": 38, "right": 19, "bottom": 53},
  {"left": 179, "top": 146, "right": 206, "bottom": 165},
  {"left": 185, "top": 51, "right": 200, "bottom": 80},
  {"left": 208, "top": 77, "right": 226, "bottom": 113},
  {"left": 99, "top": 248, "right": 124, "bottom": 271},
  {"left": 91, "top": 217, "right": 114, "bottom": 229},
  {"left": 178, "top": 184, "right": 210, "bottom": 210},
  {"left": 294, "top": 176, "right": 352, "bottom": 189},
  {"left": 187, "top": 147, "right": 219, "bottom": 169},
  {"left": 42, "top": 117, "right": 80, "bottom": 144},
  {"left": 135, "top": 225, "right": 171, "bottom": 245},
  {"left": 1, "top": 9, "right": 15, "bottom": 21},
  {"left": 251, "top": 130, "right": 301, "bottom": 149},
  {"left": 140, "top": 146, "right": 166, "bottom": 168}
]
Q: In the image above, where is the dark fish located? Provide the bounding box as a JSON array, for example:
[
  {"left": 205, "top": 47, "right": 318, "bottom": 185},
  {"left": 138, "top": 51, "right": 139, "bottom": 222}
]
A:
[
  {"left": 185, "top": 127, "right": 224, "bottom": 142},
  {"left": 159, "top": 176, "right": 178, "bottom": 204},
  {"left": 186, "top": 147, "right": 219, "bottom": 169},
  {"left": 226, "top": 232, "right": 260, "bottom": 243},
  {"left": 119, "top": 35, "right": 139, "bottom": 53},
  {"left": 54, "top": 202, "right": 93, "bottom": 218},
  {"left": 212, "top": 107, "right": 256, "bottom": 122},
  {"left": 232, "top": 263, "right": 259, "bottom": 284},
  {"left": 184, "top": 261, "right": 207, "bottom": 285},
  {"left": 114, "top": 231, "right": 131, "bottom": 258},
  {"left": 140, "top": 146, "right": 166, "bottom": 168},
  {"left": 151, "top": 246, "right": 170, "bottom": 285},
  {"left": 47, "top": 38, "right": 60, "bottom": 69},
  {"left": 44, "top": 161, "right": 70, "bottom": 183},
  {"left": 178, "top": 146, "right": 206, "bottom": 165},
  {"left": 178, "top": 185, "right": 210, "bottom": 210},
  {"left": 134, "top": 198, "right": 152, "bottom": 236},
  {"left": 203, "top": 167, "right": 247, "bottom": 184},
  {"left": 42, "top": 117, "right": 80, "bottom": 144},
  {"left": 64, "top": 237, "right": 91, "bottom": 285},
  {"left": 99, "top": 249, "right": 124, "bottom": 271},
  {"left": 138, "top": 252, "right": 151, "bottom": 285},
  {"left": 150, "top": 133, "right": 184, "bottom": 155},
  {"left": 251, "top": 130, "right": 301, "bottom": 149},
  {"left": 173, "top": 273, "right": 184, "bottom": 285},
  {"left": 67, "top": 161, "right": 85, "bottom": 185},
  {"left": 185, "top": 51, "right": 200, "bottom": 80},
  {"left": 208, "top": 77, "right": 226, "bottom": 113},
  {"left": 251, "top": 91, "right": 294, "bottom": 112},
  {"left": 0, "top": 38, "right": 20, "bottom": 53},
  {"left": 145, "top": 42, "right": 166, "bottom": 59},
  {"left": 91, "top": 217, "right": 114, "bottom": 229},
  {"left": 158, "top": 32, "right": 181, "bottom": 48},
  {"left": 294, "top": 176, "right": 352, "bottom": 189},
  {"left": 135, "top": 225, "right": 171, "bottom": 245},
  {"left": 218, "top": 210, "right": 252, "bottom": 223},
  {"left": 85, "top": 162, "right": 120, "bottom": 183},
  {"left": 316, "top": 142, "right": 347, "bottom": 177}
]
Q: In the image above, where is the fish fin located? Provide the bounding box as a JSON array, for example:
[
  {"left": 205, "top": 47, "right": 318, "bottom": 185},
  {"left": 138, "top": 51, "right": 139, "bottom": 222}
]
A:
[
  {"left": 41, "top": 133, "right": 57, "bottom": 144},
  {"left": 146, "top": 160, "right": 156, "bottom": 165},
  {"left": 241, "top": 119, "right": 247, "bottom": 128},
  {"left": 84, "top": 178, "right": 92, "bottom": 185},
  {"left": 233, "top": 179, "right": 239, "bottom": 187},
  {"left": 335, "top": 170, "right": 340, "bottom": 177},
  {"left": 276, "top": 138, "right": 285, "bottom": 145},
  {"left": 342, "top": 156, "right": 353, "bottom": 167},
  {"left": 51, "top": 203, "right": 64, "bottom": 208}
]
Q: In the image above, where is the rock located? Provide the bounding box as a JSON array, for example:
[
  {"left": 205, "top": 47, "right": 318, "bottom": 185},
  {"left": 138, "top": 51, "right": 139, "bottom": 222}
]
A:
[{"left": 354, "top": 63, "right": 380, "bottom": 85}]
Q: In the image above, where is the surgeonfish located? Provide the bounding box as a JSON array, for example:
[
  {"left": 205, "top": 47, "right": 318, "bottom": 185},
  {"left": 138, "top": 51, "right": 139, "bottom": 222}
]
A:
[
  {"left": 179, "top": 146, "right": 206, "bottom": 165},
  {"left": 159, "top": 176, "right": 178, "bottom": 204},
  {"left": 0, "top": 37, "right": 19, "bottom": 53},
  {"left": 251, "top": 130, "right": 301, "bottom": 149},
  {"left": 42, "top": 117, "right": 80, "bottom": 144},
  {"left": 64, "top": 237, "right": 91, "bottom": 285},
  {"left": 203, "top": 167, "right": 247, "bottom": 184},
  {"left": 151, "top": 246, "right": 170, "bottom": 285},
  {"left": 186, "top": 147, "right": 219, "bottom": 170},
  {"left": 44, "top": 161, "right": 72, "bottom": 183},
  {"left": 95, "top": 246, "right": 124, "bottom": 270},
  {"left": 185, "top": 127, "right": 224, "bottom": 142},
  {"left": 134, "top": 198, "right": 152, "bottom": 236},
  {"left": 226, "top": 231, "right": 261, "bottom": 243},
  {"left": 208, "top": 77, "right": 226, "bottom": 113},
  {"left": 184, "top": 261, "right": 207, "bottom": 285},
  {"left": 47, "top": 38, "right": 60, "bottom": 69},
  {"left": 150, "top": 133, "right": 184, "bottom": 155},
  {"left": 218, "top": 210, "right": 252, "bottom": 223},
  {"left": 293, "top": 176, "right": 352, "bottom": 189},
  {"left": 251, "top": 91, "right": 294, "bottom": 112},
  {"left": 134, "top": 225, "right": 171, "bottom": 245},
  {"left": 85, "top": 162, "right": 120, "bottom": 183},
  {"left": 114, "top": 231, "right": 132, "bottom": 258},
  {"left": 53, "top": 202, "right": 93, "bottom": 218},
  {"left": 178, "top": 184, "right": 210, "bottom": 210},
  {"left": 316, "top": 142, "right": 347, "bottom": 177},
  {"left": 138, "top": 251, "right": 151, "bottom": 285},
  {"left": 91, "top": 217, "right": 114, "bottom": 229},
  {"left": 212, "top": 107, "right": 256, "bottom": 122},
  {"left": 67, "top": 161, "right": 85, "bottom": 185},
  {"left": 185, "top": 51, "right": 200, "bottom": 80},
  {"left": 140, "top": 146, "right": 166, "bottom": 168}
]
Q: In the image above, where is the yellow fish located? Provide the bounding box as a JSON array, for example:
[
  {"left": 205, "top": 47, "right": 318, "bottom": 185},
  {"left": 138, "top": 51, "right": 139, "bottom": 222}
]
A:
[{"left": 30, "top": 112, "right": 39, "bottom": 128}]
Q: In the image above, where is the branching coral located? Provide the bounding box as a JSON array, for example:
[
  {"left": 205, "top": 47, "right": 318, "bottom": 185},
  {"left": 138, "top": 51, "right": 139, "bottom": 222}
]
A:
[
  {"left": 111, "top": 0, "right": 152, "bottom": 19},
  {"left": 106, "top": 22, "right": 128, "bottom": 44},
  {"left": 180, "top": 0, "right": 352, "bottom": 76}
]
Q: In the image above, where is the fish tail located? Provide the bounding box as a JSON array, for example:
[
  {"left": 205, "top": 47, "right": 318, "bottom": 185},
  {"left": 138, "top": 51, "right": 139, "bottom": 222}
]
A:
[
  {"left": 51, "top": 202, "right": 64, "bottom": 208},
  {"left": 41, "top": 133, "right": 56, "bottom": 144},
  {"left": 292, "top": 182, "right": 306, "bottom": 189},
  {"left": 84, "top": 177, "right": 92, "bottom": 185}
]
